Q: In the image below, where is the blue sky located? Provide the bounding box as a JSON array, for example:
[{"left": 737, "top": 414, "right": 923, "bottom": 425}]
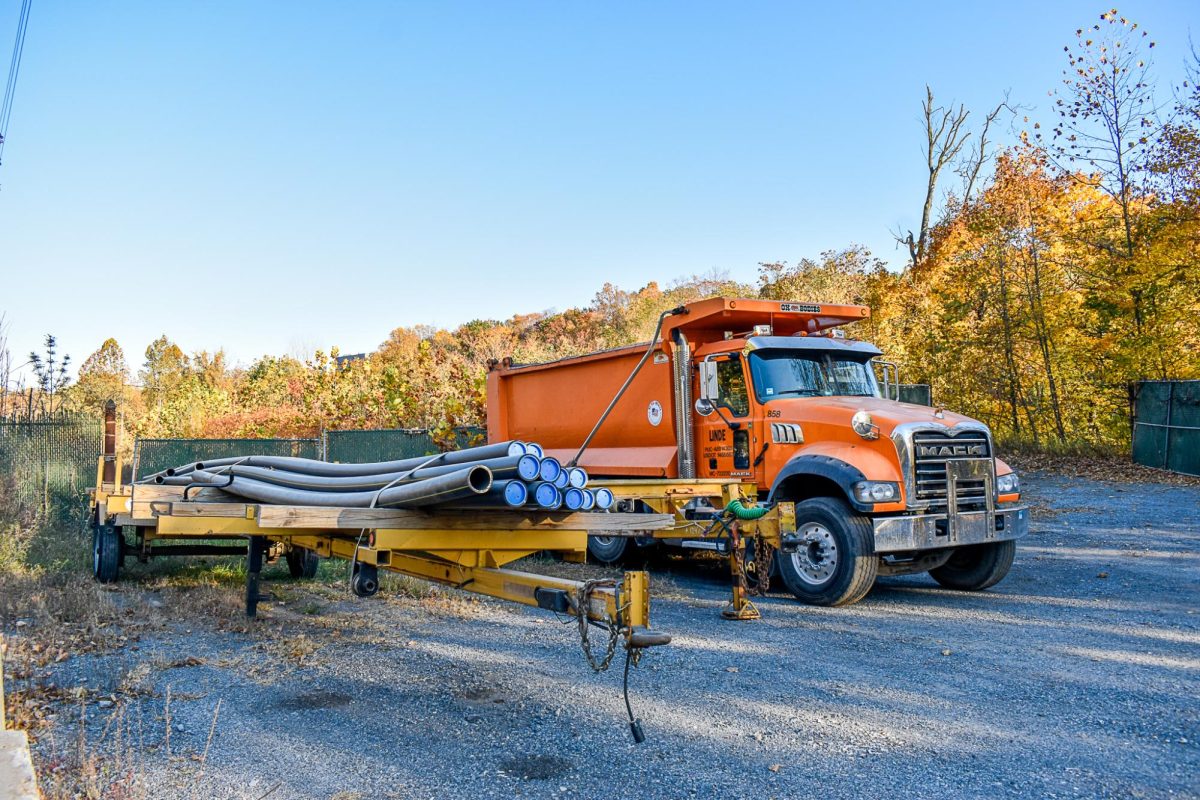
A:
[{"left": 0, "top": 1, "right": 1194, "bottom": 378}]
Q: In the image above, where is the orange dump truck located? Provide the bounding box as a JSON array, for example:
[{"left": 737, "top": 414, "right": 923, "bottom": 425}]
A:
[{"left": 487, "top": 297, "right": 1028, "bottom": 606}]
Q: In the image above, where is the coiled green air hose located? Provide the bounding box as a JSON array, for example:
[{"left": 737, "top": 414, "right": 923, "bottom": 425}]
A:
[{"left": 724, "top": 498, "right": 770, "bottom": 520}]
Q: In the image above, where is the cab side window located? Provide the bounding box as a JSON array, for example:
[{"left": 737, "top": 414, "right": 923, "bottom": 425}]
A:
[{"left": 717, "top": 359, "right": 750, "bottom": 417}]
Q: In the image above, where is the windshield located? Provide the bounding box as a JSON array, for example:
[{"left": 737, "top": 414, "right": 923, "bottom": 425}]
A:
[{"left": 749, "top": 350, "right": 880, "bottom": 399}]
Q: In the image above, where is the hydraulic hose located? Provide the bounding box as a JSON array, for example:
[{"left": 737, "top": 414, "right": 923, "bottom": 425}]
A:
[{"left": 724, "top": 498, "right": 770, "bottom": 520}]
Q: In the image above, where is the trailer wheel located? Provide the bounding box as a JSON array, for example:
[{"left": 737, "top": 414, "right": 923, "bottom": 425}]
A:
[
  {"left": 777, "top": 497, "right": 877, "bottom": 606},
  {"left": 286, "top": 547, "right": 320, "bottom": 579},
  {"left": 351, "top": 562, "right": 379, "bottom": 597},
  {"left": 92, "top": 524, "right": 121, "bottom": 584},
  {"left": 929, "top": 540, "right": 1015, "bottom": 591},
  {"left": 587, "top": 534, "right": 628, "bottom": 565}
]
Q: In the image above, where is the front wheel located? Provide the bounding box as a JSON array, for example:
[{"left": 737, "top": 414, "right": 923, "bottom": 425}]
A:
[
  {"left": 777, "top": 497, "right": 877, "bottom": 606},
  {"left": 929, "top": 540, "right": 1015, "bottom": 591},
  {"left": 587, "top": 534, "right": 628, "bottom": 565}
]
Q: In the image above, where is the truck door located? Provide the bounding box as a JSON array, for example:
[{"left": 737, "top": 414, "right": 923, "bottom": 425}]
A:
[{"left": 695, "top": 355, "right": 757, "bottom": 481}]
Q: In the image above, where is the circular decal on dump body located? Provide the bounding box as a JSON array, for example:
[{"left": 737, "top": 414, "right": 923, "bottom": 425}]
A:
[{"left": 647, "top": 400, "right": 663, "bottom": 426}]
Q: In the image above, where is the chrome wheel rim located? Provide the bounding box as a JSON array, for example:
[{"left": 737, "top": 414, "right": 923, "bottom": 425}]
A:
[
  {"left": 591, "top": 535, "right": 618, "bottom": 548},
  {"left": 790, "top": 522, "right": 838, "bottom": 585}
]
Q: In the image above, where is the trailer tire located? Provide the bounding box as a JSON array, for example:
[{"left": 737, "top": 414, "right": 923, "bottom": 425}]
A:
[
  {"left": 587, "top": 534, "right": 628, "bottom": 565},
  {"left": 929, "top": 540, "right": 1015, "bottom": 591},
  {"left": 286, "top": 547, "right": 320, "bottom": 579},
  {"left": 92, "top": 524, "right": 121, "bottom": 584},
  {"left": 351, "top": 562, "right": 379, "bottom": 597},
  {"left": 777, "top": 497, "right": 876, "bottom": 606}
]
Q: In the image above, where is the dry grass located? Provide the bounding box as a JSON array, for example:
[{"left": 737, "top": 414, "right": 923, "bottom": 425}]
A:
[{"left": 1005, "top": 451, "right": 1200, "bottom": 487}]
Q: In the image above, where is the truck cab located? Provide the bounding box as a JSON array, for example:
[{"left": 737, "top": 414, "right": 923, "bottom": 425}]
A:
[{"left": 487, "top": 297, "right": 1029, "bottom": 606}]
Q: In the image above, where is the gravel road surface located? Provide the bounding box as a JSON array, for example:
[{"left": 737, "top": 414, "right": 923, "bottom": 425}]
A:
[{"left": 14, "top": 470, "right": 1200, "bottom": 799}]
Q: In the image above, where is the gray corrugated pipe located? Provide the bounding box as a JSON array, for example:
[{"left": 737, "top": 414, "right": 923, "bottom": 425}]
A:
[
  {"left": 167, "top": 454, "right": 539, "bottom": 491},
  {"left": 188, "top": 465, "right": 492, "bottom": 508},
  {"left": 143, "top": 440, "right": 526, "bottom": 482}
]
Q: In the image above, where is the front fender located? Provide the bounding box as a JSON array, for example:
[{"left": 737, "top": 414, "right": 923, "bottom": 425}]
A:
[
  {"left": 768, "top": 444, "right": 905, "bottom": 513},
  {"left": 768, "top": 453, "right": 870, "bottom": 512}
]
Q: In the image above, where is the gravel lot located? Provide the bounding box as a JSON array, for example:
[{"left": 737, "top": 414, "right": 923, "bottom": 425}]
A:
[{"left": 14, "top": 469, "right": 1200, "bottom": 799}]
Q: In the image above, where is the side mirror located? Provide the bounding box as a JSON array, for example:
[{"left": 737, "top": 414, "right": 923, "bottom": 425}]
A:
[
  {"left": 694, "top": 398, "right": 716, "bottom": 417},
  {"left": 697, "top": 361, "right": 719, "bottom": 402}
]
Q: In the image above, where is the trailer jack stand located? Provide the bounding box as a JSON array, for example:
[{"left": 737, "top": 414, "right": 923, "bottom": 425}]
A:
[
  {"left": 720, "top": 523, "right": 761, "bottom": 621},
  {"left": 245, "top": 535, "right": 272, "bottom": 618}
]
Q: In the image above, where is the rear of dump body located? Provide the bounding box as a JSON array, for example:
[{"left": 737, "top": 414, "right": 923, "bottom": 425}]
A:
[
  {"left": 486, "top": 298, "right": 870, "bottom": 478},
  {"left": 487, "top": 342, "right": 681, "bottom": 477}
]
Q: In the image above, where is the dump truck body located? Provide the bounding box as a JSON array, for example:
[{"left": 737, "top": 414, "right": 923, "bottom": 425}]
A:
[{"left": 488, "top": 297, "right": 1028, "bottom": 606}]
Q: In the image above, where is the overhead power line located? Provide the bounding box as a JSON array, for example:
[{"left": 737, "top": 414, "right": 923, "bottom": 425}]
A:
[{"left": 0, "top": 0, "right": 33, "bottom": 167}]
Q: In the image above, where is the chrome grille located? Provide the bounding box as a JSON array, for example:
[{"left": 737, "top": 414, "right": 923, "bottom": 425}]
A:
[{"left": 911, "top": 430, "right": 992, "bottom": 509}]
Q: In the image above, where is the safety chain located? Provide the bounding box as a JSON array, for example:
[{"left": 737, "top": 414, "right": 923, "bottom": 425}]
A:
[
  {"left": 749, "top": 532, "right": 776, "bottom": 596},
  {"left": 571, "top": 578, "right": 622, "bottom": 672}
]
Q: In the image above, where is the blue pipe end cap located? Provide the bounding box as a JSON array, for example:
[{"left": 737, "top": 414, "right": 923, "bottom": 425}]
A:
[
  {"left": 534, "top": 482, "right": 560, "bottom": 508},
  {"left": 503, "top": 481, "right": 528, "bottom": 506},
  {"left": 564, "top": 487, "right": 586, "bottom": 510},
  {"left": 517, "top": 454, "right": 541, "bottom": 481},
  {"left": 593, "top": 488, "right": 615, "bottom": 510},
  {"left": 538, "top": 457, "right": 562, "bottom": 482}
]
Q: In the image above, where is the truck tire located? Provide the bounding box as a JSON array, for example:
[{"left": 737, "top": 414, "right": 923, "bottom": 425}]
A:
[
  {"left": 587, "top": 534, "right": 629, "bottom": 564},
  {"left": 929, "top": 540, "right": 1015, "bottom": 591},
  {"left": 92, "top": 524, "right": 121, "bottom": 584},
  {"left": 286, "top": 547, "right": 320, "bottom": 579},
  {"left": 777, "top": 497, "right": 877, "bottom": 606}
]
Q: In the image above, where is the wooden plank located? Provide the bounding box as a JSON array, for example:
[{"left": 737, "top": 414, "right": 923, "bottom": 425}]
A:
[
  {"left": 254, "top": 505, "right": 673, "bottom": 532},
  {"left": 166, "top": 502, "right": 254, "bottom": 518},
  {"left": 130, "top": 483, "right": 238, "bottom": 519}
]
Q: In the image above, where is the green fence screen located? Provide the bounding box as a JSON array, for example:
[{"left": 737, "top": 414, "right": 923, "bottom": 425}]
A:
[
  {"left": 0, "top": 415, "right": 102, "bottom": 518},
  {"left": 323, "top": 427, "right": 486, "bottom": 464},
  {"left": 881, "top": 383, "right": 932, "bottom": 406},
  {"left": 133, "top": 438, "right": 322, "bottom": 480},
  {"left": 1132, "top": 380, "right": 1200, "bottom": 477}
]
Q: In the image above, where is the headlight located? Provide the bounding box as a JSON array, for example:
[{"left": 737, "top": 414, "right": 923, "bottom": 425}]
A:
[
  {"left": 851, "top": 410, "right": 879, "bottom": 440},
  {"left": 853, "top": 481, "right": 900, "bottom": 503},
  {"left": 997, "top": 472, "right": 1020, "bottom": 494}
]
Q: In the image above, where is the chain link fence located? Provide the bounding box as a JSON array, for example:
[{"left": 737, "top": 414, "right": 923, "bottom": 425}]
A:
[
  {"left": 0, "top": 415, "right": 102, "bottom": 519},
  {"left": 1132, "top": 380, "right": 1200, "bottom": 477},
  {"left": 323, "top": 427, "right": 485, "bottom": 464},
  {"left": 132, "top": 438, "right": 323, "bottom": 481}
]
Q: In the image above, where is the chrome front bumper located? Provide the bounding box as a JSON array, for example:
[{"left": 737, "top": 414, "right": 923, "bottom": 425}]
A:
[{"left": 871, "top": 505, "right": 1029, "bottom": 554}]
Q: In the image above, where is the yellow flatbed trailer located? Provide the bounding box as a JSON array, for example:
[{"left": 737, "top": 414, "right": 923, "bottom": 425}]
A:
[{"left": 91, "top": 478, "right": 667, "bottom": 633}]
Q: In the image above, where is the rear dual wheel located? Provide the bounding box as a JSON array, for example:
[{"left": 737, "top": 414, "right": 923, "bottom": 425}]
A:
[
  {"left": 587, "top": 534, "right": 629, "bottom": 564},
  {"left": 930, "top": 540, "right": 1015, "bottom": 591}
]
